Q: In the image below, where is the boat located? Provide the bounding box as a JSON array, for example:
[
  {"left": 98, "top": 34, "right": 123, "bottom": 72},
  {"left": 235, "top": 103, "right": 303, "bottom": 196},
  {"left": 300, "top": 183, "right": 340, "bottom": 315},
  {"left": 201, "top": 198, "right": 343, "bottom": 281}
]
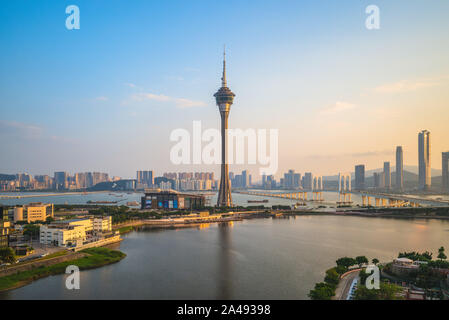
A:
[
  {"left": 86, "top": 200, "right": 117, "bottom": 204},
  {"left": 247, "top": 199, "right": 269, "bottom": 203}
]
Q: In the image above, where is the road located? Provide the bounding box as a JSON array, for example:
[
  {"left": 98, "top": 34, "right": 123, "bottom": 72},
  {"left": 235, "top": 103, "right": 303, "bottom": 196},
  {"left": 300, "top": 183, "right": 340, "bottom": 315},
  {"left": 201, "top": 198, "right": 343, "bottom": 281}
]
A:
[{"left": 334, "top": 270, "right": 360, "bottom": 300}]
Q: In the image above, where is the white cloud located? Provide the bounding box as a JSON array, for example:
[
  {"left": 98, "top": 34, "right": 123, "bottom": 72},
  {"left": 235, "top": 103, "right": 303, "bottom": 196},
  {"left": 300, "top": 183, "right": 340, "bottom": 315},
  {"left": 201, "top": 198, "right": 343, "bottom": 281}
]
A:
[
  {"left": 126, "top": 92, "right": 207, "bottom": 108},
  {"left": 373, "top": 76, "right": 448, "bottom": 93},
  {"left": 0, "top": 120, "right": 43, "bottom": 139},
  {"left": 320, "top": 101, "right": 356, "bottom": 115},
  {"left": 95, "top": 96, "right": 108, "bottom": 101}
]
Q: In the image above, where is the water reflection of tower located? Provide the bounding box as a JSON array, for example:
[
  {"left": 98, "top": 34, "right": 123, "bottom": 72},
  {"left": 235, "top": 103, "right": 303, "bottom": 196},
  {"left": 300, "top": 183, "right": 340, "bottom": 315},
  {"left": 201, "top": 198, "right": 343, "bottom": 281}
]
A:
[{"left": 217, "top": 223, "right": 232, "bottom": 299}]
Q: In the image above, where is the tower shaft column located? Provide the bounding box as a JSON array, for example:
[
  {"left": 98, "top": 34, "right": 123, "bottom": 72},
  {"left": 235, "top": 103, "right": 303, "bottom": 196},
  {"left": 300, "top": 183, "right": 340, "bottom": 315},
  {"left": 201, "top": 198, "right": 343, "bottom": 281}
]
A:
[{"left": 218, "top": 110, "right": 232, "bottom": 206}]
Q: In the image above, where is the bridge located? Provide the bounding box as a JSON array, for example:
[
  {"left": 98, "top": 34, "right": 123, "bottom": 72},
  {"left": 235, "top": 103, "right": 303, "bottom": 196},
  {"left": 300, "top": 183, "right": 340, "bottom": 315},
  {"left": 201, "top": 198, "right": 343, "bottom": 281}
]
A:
[
  {"left": 234, "top": 190, "right": 324, "bottom": 202},
  {"left": 353, "top": 191, "right": 449, "bottom": 208},
  {"left": 234, "top": 189, "right": 449, "bottom": 208}
]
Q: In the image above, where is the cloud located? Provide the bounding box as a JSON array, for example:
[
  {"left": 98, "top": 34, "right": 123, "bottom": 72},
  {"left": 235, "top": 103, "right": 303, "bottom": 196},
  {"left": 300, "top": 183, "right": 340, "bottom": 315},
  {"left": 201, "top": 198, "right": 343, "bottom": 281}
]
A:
[
  {"left": 124, "top": 83, "right": 137, "bottom": 88},
  {"left": 373, "top": 76, "right": 448, "bottom": 93},
  {"left": 320, "top": 101, "right": 356, "bottom": 115},
  {"left": 126, "top": 92, "right": 207, "bottom": 108},
  {"left": 0, "top": 120, "right": 43, "bottom": 139},
  {"left": 0, "top": 120, "right": 76, "bottom": 144},
  {"left": 94, "top": 96, "right": 108, "bottom": 101}
]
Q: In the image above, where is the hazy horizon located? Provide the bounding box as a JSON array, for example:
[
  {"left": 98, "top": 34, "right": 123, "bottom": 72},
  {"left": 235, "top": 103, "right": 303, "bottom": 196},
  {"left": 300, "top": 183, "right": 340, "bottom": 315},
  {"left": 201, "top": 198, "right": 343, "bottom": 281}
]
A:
[{"left": 1, "top": 0, "right": 449, "bottom": 180}]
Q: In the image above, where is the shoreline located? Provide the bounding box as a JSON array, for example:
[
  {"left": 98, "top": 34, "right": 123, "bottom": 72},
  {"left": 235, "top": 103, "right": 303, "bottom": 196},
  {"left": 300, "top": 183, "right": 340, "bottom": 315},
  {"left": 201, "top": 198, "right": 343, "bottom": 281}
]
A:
[
  {"left": 0, "top": 247, "right": 126, "bottom": 293},
  {"left": 113, "top": 211, "right": 449, "bottom": 237}
]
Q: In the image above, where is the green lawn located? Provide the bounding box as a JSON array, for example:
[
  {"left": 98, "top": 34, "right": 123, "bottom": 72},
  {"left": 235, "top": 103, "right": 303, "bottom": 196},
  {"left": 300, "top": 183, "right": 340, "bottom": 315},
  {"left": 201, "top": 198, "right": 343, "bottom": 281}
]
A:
[
  {"left": 117, "top": 226, "right": 134, "bottom": 234},
  {"left": 0, "top": 247, "right": 126, "bottom": 291}
]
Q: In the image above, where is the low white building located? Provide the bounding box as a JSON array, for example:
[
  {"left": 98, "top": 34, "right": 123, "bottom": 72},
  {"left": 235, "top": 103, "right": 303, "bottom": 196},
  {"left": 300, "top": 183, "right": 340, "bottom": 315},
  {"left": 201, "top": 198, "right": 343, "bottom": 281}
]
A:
[
  {"left": 40, "top": 224, "right": 86, "bottom": 247},
  {"left": 39, "top": 216, "right": 113, "bottom": 247},
  {"left": 93, "top": 216, "right": 112, "bottom": 233}
]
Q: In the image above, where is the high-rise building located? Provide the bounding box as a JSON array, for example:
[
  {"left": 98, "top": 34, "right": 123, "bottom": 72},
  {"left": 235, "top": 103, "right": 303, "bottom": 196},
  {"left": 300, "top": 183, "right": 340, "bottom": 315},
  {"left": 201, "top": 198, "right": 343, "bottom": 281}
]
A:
[
  {"left": 54, "top": 172, "right": 69, "bottom": 190},
  {"left": 267, "top": 175, "right": 276, "bottom": 189},
  {"left": 283, "top": 170, "right": 300, "bottom": 189},
  {"left": 373, "top": 172, "right": 385, "bottom": 189},
  {"left": 418, "top": 130, "right": 431, "bottom": 190},
  {"left": 396, "top": 146, "right": 404, "bottom": 190},
  {"left": 215, "top": 50, "right": 235, "bottom": 206},
  {"left": 302, "top": 172, "right": 313, "bottom": 190},
  {"left": 354, "top": 165, "right": 365, "bottom": 190},
  {"left": 242, "top": 170, "right": 249, "bottom": 188},
  {"left": 383, "top": 162, "right": 391, "bottom": 189},
  {"left": 137, "top": 171, "right": 154, "bottom": 187},
  {"left": 442, "top": 152, "right": 449, "bottom": 191}
]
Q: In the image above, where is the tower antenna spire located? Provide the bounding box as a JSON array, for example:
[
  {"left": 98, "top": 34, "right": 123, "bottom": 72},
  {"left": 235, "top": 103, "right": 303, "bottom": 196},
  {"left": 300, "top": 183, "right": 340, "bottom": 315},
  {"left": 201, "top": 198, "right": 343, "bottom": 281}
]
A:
[{"left": 222, "top": 45, "right": 227, "bottom": 87}]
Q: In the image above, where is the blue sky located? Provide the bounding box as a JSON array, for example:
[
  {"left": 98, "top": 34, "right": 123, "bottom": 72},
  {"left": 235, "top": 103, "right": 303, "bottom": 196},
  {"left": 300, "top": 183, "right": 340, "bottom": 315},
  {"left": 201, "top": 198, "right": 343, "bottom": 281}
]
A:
[{"left": 1, "top": 0, "right": 449, "bottom": 179}]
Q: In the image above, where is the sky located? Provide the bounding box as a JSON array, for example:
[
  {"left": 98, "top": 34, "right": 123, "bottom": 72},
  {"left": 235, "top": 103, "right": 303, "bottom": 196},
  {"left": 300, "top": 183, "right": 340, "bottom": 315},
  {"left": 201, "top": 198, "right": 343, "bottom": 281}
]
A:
[{"left": 1, "top": 0, "right": 449, "bottom": 180}]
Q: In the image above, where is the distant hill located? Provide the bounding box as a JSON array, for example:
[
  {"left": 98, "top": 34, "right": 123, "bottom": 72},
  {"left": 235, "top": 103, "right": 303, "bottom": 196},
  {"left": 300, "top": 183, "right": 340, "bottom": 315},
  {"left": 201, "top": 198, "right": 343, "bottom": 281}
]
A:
[
  {"left": 404, "top": 165, "right": 442, "bottom": 177},
  {"left": 363, "top": 166, "right": 441, "bottom": 177},
  {"left": 324, "top": 169, "right": 443, "bottom": 189}
]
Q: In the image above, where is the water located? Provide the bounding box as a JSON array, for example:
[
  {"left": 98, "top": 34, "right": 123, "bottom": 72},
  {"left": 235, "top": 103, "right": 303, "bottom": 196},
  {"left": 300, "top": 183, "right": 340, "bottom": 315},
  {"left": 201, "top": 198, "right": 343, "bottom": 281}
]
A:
[
  {"left": 0, "top": 191, "right": 364, "bottom": 208},
  {"left": 0, "top": 192, "right": 144, "bottom": 207},
  {"left": 1, "top": 216, "right": 448, "bottom": 300}
]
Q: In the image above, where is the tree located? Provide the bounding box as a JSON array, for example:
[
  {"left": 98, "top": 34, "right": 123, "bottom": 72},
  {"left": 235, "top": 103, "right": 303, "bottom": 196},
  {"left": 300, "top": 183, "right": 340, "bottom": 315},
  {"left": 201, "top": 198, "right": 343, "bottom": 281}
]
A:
[
  {"left": 336, "top": 257, "right": 356, "bottom": 269},
  {"left": 0, "top": 247, "right": 16, "bottom": 264},
  {"left": 335, "top": 265, "right": 347, "bottom": 275},
  {"left": 355, "top": 256, "right": 369, "bottom": 267},
  {"left": 398, "top": 251, "right": 432, "bottom": 262},
  {"left": 354, "top": 282, "right": 403, "bottom": 300},
  {"left": 324, "top": 268, "right": 340, "bottom": 287},
  {"left": 372, "top": 258, "right": 379, "bottom": 265},
  {"left": 23, "top": 224, "right": 40, "bottom": 239},
  {"left": 308, "top": 282, "right": 335, "bottom": 300},
  {"left": 46, "top": 217, "right": 55, "bottom": 224},
  {"left": 437, "top": 246, "right": 447, "bottom": 261}
]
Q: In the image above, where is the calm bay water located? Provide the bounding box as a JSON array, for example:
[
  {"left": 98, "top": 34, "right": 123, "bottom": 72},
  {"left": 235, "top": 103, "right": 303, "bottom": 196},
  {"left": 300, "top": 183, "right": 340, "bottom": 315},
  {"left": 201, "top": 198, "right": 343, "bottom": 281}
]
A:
[
  {"left": 1, "top": 216, "right": 448, "bottom": 300},
  {"left": 0, "top": 191, "right": 365, "bottom": 208}
]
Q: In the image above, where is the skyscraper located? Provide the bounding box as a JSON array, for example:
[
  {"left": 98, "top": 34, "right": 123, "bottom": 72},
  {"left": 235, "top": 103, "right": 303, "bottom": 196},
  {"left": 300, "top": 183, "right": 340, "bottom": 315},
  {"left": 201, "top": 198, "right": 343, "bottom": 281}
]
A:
[
  {"left": 442, "top": 152, "right": 449, "bottom": 191},
  {"left": 302, "top": 172, "right": 313, "bottom": 190},
  {"left": 283, "top": 170, "right": 292, "bottom": 188},
  {"left": 354, "top": 165, "right": 365, "bottom": 190},
  {"left": 396, "top": 146, "right": 404, "bottom": 190},
  {"left": 374, "top": 172, "right": 385, "bottom": 189},
  {"left": 215, "top": 49, "right": 235, "bottom": 207},
  {"left": 383, "top": 162, "right": 391, "bottom": 189},
  {"left": 242, "top": 170, "right": 248, "bottom": 188},
  {"left": 54, "top": 171, "right": 68, "bottom": 190},
  {"left": 418, "top": 130, "right": 431, "bottom": 190}
]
